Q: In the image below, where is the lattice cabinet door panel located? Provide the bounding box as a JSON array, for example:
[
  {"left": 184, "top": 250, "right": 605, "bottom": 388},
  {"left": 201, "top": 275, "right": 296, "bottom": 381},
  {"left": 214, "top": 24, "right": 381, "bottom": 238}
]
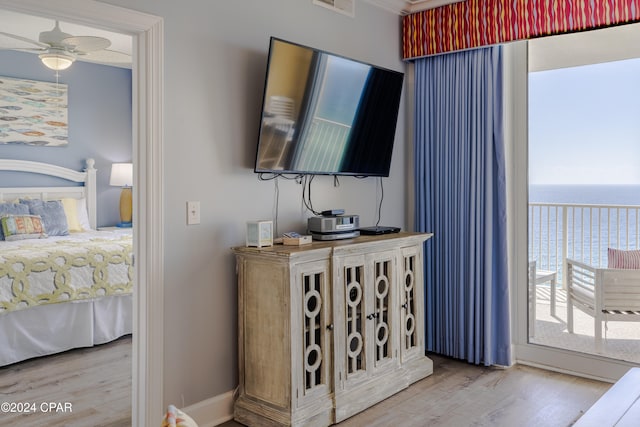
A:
[
  {"left": 292, "top": 260, "right": 334, "bottom": 411},
  {"left": 399, "top": 245, "right": 424, "bottom": 362},
  {"left": 333, "top": 253, "right": 370, "bottom": 391},
  {"left": 367, "top": 250, "right": 399, "bottom": 375},
  {"left": 334, "top": 250, "right": 400, "bottom": 390}
]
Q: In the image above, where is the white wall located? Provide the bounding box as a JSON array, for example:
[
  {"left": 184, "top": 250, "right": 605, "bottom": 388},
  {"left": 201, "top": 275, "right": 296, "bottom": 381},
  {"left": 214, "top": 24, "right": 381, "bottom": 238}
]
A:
[{"left": 102, "top": 0, "right": 406, "bottom": 407}]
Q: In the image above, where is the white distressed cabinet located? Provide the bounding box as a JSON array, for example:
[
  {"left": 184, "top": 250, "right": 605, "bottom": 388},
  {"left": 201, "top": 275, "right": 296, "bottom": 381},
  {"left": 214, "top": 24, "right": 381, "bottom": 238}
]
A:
[{"left": 233, "top": 232, "right": 433, "bottom": 426}]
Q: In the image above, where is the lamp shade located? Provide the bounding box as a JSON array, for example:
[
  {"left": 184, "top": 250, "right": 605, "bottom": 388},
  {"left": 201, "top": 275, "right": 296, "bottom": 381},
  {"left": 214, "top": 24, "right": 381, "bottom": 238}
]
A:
[
  {"left": 39, "top": 50, "right": 75, "bottom": 71},
  {"left": 110, "top": 163, "right": 133, "bottom": 227},
  {"left": 110, "top": 163, "right": 133, "bottom": 187}
]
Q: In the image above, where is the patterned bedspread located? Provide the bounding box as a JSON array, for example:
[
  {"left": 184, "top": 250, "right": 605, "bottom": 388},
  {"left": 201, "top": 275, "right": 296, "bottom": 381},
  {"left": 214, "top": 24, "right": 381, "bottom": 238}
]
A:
[{"left": 0, "top": 230, "right": 132, "bottom": 314}]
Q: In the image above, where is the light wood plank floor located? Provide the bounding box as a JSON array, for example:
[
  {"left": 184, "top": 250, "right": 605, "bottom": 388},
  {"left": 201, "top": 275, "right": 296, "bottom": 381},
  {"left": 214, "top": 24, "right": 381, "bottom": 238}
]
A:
[
  {"left": 223, "top": 354, "right": 611, "bottom": 427},
  {"left": 0, "top": 336, "right": 131, "bottom": 427},
  {"left": 0, "top": 340, "right": 612, "bottom": 427}
]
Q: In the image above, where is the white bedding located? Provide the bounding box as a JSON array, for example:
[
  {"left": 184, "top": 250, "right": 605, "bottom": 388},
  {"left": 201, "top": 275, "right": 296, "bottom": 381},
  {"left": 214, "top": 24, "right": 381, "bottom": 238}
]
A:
[
  {"left": 0, "top": 294, "right": 132, "bottom": 366},
  {"left": 0, "top": 229, "right": 132, "bottom": 314},
  {"left": 0, "top": 228, "right": 131, "bottom": 250},
  {"left": 0, "top": 229, "right": 133, "bottom": 366}
]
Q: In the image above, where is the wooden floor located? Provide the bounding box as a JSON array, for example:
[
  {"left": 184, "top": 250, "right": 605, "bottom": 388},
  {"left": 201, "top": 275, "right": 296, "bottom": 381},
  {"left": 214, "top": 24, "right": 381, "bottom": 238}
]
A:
[
  {"left": 0, "top": 336, "right": 132, "bottom": 427},
  {"left": 0, "top": 340, "right": 612, "bottom": 427},
  {"left": 222, "top": 354, "right": 611, "bottom": 427}
]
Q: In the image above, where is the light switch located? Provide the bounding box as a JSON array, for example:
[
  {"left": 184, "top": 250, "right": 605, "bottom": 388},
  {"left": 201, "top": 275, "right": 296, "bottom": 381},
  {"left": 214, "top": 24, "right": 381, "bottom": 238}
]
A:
[{"left": 187, "top": 201, "right": 200, "bottom": 225}]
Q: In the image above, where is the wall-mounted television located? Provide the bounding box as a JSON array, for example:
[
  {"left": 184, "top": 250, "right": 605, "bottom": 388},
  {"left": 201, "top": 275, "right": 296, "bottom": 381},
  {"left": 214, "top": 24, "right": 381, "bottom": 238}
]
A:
[{"left": 254, "top": 37, "right": 404, "bottom": 177}]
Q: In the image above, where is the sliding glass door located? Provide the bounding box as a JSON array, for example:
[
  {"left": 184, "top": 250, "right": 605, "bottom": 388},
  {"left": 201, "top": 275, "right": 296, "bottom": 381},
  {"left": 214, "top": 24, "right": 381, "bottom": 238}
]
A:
[
  {"left": 527, "top": 53, "right": 640, "bottom": 365},
  {"left": 508, "top": 24, "right": 640, "bottom": 380}
]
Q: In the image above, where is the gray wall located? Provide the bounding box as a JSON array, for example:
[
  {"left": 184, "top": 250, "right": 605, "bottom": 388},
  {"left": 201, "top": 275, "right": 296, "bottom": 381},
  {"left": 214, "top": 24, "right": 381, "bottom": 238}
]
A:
[
  {"left": 0, "top": 50, "right": 132, "bottom": 227},
  {"left": 104, "top": 0, "right": 407, "bottom": 407}
]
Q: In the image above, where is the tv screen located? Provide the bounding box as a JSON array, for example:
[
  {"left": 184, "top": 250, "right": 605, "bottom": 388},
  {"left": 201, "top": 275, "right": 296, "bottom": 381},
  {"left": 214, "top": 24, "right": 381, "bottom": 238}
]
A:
[{"left": 254, "top": 38, "right": 404, "bottom": 177}]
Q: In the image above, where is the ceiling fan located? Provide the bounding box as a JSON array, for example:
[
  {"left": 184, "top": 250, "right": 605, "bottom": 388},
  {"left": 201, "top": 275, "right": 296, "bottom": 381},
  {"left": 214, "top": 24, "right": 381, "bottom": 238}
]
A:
[{"left": 0, "top": 20, "right": 131, "bottom": 70}]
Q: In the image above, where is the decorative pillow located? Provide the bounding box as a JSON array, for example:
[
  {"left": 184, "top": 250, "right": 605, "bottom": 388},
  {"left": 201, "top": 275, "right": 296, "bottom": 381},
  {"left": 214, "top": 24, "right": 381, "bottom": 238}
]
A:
[
  {"left": 59, "top": 198, "right": 83, "bottom": 232},
  {"left": 608, "top": 248, "right": 640, "bottom": 269},
  {"left": 0, "top": 202, "right": 30, "bottom": 240},
  {"left": 20, "top": 199, "right": 69, "bottom": 236},
  {"left": 76, "top": 197, "right": 92, "bottom": 231},
  {"left": 1, "top": 214, "right": 47, "bottom": 241},
  {"left": 161, "top": 405, "right": 198, "bottom": 427}
]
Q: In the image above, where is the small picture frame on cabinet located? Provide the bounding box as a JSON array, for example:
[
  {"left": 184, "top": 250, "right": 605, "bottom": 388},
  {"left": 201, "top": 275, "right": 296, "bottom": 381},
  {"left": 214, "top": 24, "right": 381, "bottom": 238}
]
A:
[{"left": 246, "top": 220, "right": 273, "bottom": 247}]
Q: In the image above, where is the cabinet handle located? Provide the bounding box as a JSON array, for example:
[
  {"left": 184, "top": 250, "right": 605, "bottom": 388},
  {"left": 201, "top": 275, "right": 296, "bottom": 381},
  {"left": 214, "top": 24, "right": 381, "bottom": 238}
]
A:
[
  {"left": 326, "top": 324, "right": 334, "bottom": 331},
  {"left": 401, "top": 303, "right": 408, "bottom": 309},
  {"left": 366, "top": 313, "right": 379, "bottom": 320}
]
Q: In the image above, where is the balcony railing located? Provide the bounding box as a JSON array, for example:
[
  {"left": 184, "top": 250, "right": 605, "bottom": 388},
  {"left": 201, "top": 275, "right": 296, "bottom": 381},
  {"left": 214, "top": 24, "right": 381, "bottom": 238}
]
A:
[
  {"left": 294, "top": 117, "right": 351, "bottom": 172},
  {"left": 529, "top": 202, "right": 640, "bottom": 286}
]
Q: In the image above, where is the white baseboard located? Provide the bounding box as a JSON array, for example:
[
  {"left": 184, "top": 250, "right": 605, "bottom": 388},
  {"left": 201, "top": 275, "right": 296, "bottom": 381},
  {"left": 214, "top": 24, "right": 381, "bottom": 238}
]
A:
[{"left": 182, "top": 389, "right": 235, "bottom": 427}]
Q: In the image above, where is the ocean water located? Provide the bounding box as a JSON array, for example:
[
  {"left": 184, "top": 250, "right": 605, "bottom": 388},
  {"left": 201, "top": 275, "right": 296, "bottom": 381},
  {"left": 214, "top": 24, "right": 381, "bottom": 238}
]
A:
[
  {"left": 529, "top": 184, "right": 640, "bottom": 206},
  {"left": 529, "top": 185, "right": 640, "bottom": 271}
]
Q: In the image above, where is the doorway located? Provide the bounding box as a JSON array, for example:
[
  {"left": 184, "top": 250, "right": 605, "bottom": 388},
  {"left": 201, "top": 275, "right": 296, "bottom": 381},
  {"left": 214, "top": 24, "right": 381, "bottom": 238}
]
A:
[{"left": 0, "top": 1, "right": 164, "bottom": 425}]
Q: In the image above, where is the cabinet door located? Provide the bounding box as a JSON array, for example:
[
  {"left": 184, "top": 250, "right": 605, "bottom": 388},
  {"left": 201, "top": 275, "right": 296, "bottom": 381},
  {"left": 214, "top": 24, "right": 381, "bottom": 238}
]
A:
[
  {"left": 292, "top": 260, "right": 333, "bottom": 409},
  {"left": 334, "top": 254, "right": 370, "bottom": 390},
  {"left": 368, "top": 250, "right": 399, "bottom": 375},
  {"left": 334, "top": 250, "right": 399, "bottom": 390},
  {"left": 399, "top": 245, "right": 425, "bottom": 362}
]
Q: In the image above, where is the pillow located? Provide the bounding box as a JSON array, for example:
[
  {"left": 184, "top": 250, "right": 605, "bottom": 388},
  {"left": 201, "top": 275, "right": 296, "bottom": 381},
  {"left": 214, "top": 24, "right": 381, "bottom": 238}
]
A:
[
  {"left": 59, "top": 198, "right": 83, "bottom": 232},
  {"left": 0, "top": 202, "right": 30, "bottom": 240},
  {"left": 1, "top": 214, "right": 47, "bottom": 241},
  {"left": 76, "top": 197, "right": 92, "bottom": 231},
  {"left": 20, "top": 199, "right": 69, "bottom": 236},
  {"left": 161, "top": 405, "right": 198, "bottom": 427},
  {"left": 608, "top": 248, "right": 640, "bottom": 269}
]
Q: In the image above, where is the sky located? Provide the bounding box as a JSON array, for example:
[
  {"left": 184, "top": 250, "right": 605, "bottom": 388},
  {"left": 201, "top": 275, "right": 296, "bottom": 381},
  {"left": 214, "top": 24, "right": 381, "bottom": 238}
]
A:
[{"left": 528, "top": 57, "right": 640, "bottom": 185}]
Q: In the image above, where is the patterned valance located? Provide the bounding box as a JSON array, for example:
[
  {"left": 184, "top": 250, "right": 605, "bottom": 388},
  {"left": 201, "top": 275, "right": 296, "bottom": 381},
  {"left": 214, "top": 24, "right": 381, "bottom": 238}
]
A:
[{"left": 402, "top": 0, "right": 640, "bottom": 60}]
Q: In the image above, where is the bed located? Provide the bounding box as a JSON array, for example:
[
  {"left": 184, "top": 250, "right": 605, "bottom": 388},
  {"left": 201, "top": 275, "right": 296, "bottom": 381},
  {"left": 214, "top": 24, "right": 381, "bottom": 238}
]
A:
[{"left": 0, "top": 158, "right": 133, "bottom": 366}]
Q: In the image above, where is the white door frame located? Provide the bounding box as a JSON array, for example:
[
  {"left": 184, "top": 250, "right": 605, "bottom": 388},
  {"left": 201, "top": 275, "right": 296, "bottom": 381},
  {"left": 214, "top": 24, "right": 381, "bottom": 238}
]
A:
[{"left": 0, "top": 1, "right": 165, "bottom": 425}]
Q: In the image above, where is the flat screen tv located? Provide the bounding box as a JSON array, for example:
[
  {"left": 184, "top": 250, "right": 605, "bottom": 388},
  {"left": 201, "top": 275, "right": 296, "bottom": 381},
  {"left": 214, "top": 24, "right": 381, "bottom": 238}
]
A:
[{"left": 254, "top": 37, "right": 404, "bottom": 177}]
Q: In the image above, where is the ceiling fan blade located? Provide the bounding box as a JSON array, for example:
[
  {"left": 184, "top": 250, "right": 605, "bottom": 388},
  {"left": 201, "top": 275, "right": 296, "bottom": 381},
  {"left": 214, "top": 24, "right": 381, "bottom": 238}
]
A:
[
  {"left": 80, "top": 49, "right": 131, "bottom": 64},
  {"left": 0, "top": 31, "right": 48, "bottom": 50},
  {"left": 63, "top": 35, "right": 110, "bottom": 53}
]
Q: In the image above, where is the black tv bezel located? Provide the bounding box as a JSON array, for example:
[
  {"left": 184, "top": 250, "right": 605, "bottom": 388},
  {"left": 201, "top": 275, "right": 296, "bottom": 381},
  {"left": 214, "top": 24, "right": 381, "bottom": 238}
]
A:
[{"left": 253, "top": 37, "right": 404, "bottom": 178}]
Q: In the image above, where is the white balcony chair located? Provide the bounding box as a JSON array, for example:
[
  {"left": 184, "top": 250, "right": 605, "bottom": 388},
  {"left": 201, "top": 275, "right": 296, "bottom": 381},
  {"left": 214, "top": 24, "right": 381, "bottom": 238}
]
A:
[
  {"left": 566, "top": 258, "right": 640, "bottom": 352},
  {"left": 528, "top": 261, "right": 558, "bottom": 337}
]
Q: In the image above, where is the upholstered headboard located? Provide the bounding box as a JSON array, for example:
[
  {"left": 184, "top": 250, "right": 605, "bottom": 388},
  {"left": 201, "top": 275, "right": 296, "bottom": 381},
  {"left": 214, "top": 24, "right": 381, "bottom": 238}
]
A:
[{"left": 0, "top": 158, "right": 97, "bottom": 229}]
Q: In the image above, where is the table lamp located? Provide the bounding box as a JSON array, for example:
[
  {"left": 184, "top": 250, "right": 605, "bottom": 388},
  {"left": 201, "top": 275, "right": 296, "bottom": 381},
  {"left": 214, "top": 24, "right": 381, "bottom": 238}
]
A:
[{"left": 110, "top": 163, "right": 133, "bottom": 227}]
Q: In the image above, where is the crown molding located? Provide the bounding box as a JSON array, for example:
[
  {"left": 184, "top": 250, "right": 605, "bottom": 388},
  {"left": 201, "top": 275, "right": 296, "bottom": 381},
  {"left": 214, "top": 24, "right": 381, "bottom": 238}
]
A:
[{"left": 364, "top": 0, "right": 463, "bottom": 15}]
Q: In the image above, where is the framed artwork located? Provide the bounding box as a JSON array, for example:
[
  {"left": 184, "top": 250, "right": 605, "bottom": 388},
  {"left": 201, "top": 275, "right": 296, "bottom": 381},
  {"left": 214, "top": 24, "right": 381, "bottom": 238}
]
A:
[
  {"left": 313, "top": 0, "right": 355, "bottom": 17},
  {"left": 0, "top": 75, "right": 68, "bottom": 147}
]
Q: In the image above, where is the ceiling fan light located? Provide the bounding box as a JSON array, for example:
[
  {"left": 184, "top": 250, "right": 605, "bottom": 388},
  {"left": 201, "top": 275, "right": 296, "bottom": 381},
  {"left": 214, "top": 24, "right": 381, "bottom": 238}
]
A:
[{"left": 39, "top": 51, "right": 75, "bottom": 70}]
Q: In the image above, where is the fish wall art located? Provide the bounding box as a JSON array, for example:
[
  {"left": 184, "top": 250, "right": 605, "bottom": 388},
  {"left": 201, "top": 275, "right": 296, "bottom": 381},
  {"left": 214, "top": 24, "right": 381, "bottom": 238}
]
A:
[{"left": 0, "top": 76, "right": 68, "bottom": 147}]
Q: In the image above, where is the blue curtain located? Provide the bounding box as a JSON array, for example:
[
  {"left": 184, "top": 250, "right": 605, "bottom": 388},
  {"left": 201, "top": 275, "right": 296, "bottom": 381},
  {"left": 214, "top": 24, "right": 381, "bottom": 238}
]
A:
[{"left": 414, "top": 45, "right": 511, "bottom": 366}]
